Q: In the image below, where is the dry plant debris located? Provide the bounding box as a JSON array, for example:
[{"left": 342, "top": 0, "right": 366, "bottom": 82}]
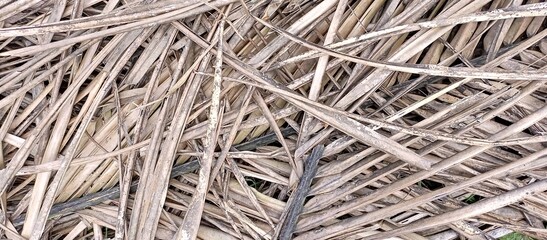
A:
[{"left": 0, "top": 0, "right": 546, "bottom": 239}]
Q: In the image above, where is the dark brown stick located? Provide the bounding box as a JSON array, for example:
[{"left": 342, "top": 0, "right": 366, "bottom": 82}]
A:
[{"left": 278, "top": 145, "right": 324, "bottom": 240}]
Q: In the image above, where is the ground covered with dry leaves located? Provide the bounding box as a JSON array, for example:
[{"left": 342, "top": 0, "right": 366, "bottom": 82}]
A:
[{"left": 0, "top": 0, "right": 547, "bottom": 239}]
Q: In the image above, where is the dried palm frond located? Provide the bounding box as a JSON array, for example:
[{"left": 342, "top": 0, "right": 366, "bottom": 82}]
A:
[{"left": 0, "top": 0, "right": 546, "bottom": 239}]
